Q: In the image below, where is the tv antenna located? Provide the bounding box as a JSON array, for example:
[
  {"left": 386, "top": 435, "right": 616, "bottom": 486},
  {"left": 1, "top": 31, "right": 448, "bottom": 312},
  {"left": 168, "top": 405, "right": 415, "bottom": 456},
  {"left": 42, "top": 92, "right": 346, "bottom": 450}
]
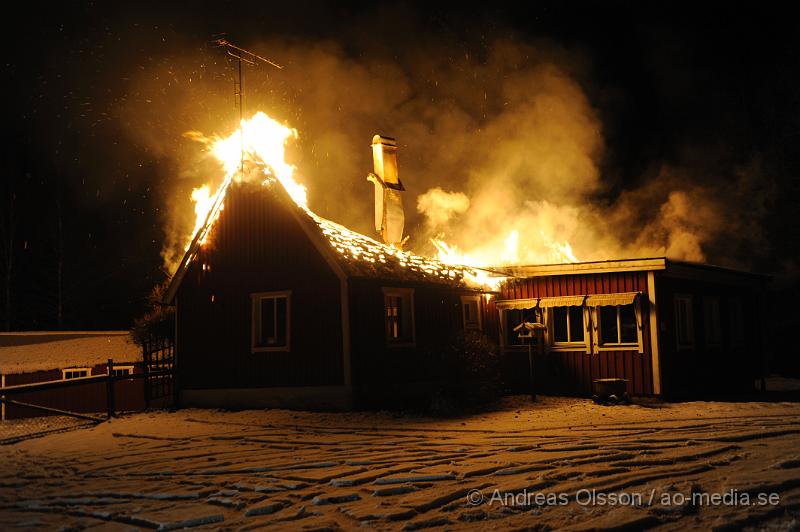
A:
[{"left": 213, "top": 36, "right": 284, "bottom": 175}]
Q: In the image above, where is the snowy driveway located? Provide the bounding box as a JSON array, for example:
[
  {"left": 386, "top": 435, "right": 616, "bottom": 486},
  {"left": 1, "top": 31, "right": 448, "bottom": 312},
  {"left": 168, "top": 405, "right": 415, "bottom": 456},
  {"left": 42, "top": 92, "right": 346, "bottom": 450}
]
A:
[{"left": 1, "top": 396, "right": 800, "bottom": 530}]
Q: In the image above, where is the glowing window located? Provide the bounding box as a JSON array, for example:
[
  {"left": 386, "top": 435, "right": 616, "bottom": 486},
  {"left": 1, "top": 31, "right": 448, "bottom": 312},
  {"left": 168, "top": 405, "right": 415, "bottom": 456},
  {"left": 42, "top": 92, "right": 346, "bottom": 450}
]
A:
[{"left": 383, "top": 288, "right": 415, "bottom": 345}]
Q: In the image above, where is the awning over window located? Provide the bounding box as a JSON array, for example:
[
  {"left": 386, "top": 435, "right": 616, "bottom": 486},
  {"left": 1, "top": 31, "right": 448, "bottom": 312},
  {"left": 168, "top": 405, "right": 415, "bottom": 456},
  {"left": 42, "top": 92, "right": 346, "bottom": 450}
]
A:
[
  {"left": 585, "top": 292, "right": 640, "bottom": 307},
  {"left": 495, "top": 298, "right": 539, "bottom": 310},
  {"left": 538, "top": 295, "right": 586, "bottom": 308}
]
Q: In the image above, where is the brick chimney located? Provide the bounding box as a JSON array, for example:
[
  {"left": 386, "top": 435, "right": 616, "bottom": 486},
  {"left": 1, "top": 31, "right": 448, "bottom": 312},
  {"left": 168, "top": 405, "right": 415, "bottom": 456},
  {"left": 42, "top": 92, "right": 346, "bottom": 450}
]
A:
[{"left": 367, "top": 135, "right": 405, "bottom": 247}]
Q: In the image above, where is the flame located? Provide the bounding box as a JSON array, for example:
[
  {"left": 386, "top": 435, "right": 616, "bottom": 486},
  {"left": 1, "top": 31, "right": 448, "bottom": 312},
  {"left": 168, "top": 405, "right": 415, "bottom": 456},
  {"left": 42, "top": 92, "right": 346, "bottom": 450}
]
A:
[
  {"left": 181, "top": 110, "right": 505, "bottom": 291},
  {"left": 185, "top": 112, "right": 302, "bottom": 250},
  {"left": 432, "top": 227, "right": 579, "bottom": 268}
]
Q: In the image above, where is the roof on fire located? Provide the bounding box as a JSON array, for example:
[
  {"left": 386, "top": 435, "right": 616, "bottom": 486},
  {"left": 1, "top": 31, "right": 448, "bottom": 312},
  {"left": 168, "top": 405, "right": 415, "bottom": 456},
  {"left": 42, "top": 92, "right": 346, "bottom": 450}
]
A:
[{"left": 162, "top": 180, "right": 497, "bottom": 304}]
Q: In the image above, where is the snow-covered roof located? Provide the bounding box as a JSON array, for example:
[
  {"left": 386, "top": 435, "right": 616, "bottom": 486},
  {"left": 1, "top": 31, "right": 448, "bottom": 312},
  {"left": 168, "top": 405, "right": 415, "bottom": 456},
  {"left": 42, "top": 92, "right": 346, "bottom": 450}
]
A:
[
  {"left": 164, "top": 180, "right": 501, "bottom": 303},
  {"left": 307, "top": 211, "right": 476, "bottom": 286},
  {"left": 0, "top": 331, "right": 141, "bottom": 375}
]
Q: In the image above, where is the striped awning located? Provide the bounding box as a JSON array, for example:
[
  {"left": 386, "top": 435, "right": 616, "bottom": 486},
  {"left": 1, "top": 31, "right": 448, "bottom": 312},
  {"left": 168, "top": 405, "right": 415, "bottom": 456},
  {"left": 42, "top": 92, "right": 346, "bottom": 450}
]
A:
[
  {"left": 585, "top": 292, "right": 640, "bottom": 307},
  {"left": 495, "top": 298, "right": 539, "bottom": 310},
  {"left": 538, "top": 295, "right": 586, "bottom": 308}
]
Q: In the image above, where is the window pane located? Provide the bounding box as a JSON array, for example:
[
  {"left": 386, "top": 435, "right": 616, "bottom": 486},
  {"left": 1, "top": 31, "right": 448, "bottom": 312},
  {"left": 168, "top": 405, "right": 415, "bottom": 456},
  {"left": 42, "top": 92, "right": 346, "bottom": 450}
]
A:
[
  {"left": 553, "top": 307, "right": 568, "bottom": 342},
  {"left": 600, "top": 306, "right": 618, "bottom": 344},
  {"left": 569, "top": 306, "right": 584, "bottom": 342},
  {"left": 506, "top": 309, "right": 522, "bottom": 345},
  {"left": 275, "top": 297, "right": 288, "bottom": 346},
  {"left": 386, "top": 295, "right": 402, "bottom": 340},
  {"left": 261, "top": 298, "right": 276, "bottom": 344},
  {"left": 464, "top": 300, "right": 480, "bottom": 329},
  {"left": 619, "top": 304, "right": 637, "bottom": 343}
]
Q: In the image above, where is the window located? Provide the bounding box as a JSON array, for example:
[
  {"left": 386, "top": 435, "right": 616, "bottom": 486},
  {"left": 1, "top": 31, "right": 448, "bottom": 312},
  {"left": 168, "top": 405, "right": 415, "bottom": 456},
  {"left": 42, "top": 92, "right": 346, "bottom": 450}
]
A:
[
  {"left": 599, "top": 304, "right": 638, "bottom": 345},
  {"left": 504, "top": 307, "right": 541, "bottom": 346},
  {"left": 729, "top": 297, "right": 744, "bottom": 347},
  {"left": 703, "top": 297, "right": 721, "bottom": 347},
  {"left": 62, "top": 368, "right": 90, "bottom": 380},
  {"left": 551, "top": 306, "right": 585, "bottom": 344},
  {"left": 251, "top": 291, "right": 291, "bottom": 352},
  {"left": 461, "top": 295, "right": 481, "bottom": 331},
  {"left": 110, "top": 366, "right": 134, "bottom": 377},
  {"left": 383, "top": 288, "right": 415, "bottom": 345},
  {"left": 674, "top": 294, "right": 694, "bottom": 349}
]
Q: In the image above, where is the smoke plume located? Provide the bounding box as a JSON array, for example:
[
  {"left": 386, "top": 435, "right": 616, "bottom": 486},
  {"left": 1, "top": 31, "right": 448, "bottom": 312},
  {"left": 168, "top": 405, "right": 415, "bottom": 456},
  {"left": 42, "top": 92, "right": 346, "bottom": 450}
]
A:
[{"left": 112, "top": 24, "right": 772, "bottom": 271}]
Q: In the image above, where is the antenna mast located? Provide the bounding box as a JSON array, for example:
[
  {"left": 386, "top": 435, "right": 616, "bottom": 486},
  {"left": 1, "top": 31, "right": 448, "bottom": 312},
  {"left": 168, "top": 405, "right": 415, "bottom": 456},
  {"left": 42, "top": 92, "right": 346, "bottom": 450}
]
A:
[{"left": 213, "top": 37, "right": 283, "bottom": 175}]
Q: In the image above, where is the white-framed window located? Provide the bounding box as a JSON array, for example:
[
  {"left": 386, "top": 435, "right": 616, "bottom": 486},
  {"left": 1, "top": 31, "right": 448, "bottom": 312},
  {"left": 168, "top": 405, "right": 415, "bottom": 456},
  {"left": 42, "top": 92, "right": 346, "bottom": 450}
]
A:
[
  {"left": 674, "top": 294, "right": 694, "bottom": 350},
  {"left": 503, "top": 307, "right": 541, "bottom": 347},
  {"left": 110, "top": 366, "right": 134, "bottom": 377},
  {"left": 598, "top": 304, "right": 639, "bottom": 346},
  {"left": 62, "top": 368, "right": 90, "bottom": 380},
  {"left": 729, "top": 297, "right": 744, "bottom": 347},
  {"left": 251, "top": 290, "right": 291, "bottom": 353},
  {"left": 461, "top": 295, "right": 482, "bottom": 331},
  {"left": 550, "top": 306, "right": 585, "bottom": 346},
  {"left": 703, "top": 297, "right": 721, "bottom": 347},
  {"left": 383, "top": 287, "right": 415, "bottom": 346}
]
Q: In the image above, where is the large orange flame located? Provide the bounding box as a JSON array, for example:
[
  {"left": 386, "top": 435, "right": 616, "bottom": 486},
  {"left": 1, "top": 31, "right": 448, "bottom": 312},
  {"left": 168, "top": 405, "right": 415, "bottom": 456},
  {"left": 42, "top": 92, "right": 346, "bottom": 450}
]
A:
[{"left": 181, "top": 111, "right": 512, "bottom": 291}]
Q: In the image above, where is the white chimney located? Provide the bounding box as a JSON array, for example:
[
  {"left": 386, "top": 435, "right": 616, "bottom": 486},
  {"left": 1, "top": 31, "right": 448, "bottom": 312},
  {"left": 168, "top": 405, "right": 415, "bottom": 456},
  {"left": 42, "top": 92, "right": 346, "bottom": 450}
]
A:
[{"left": 367, "top": 135, "right": 405, "bottom": 247}]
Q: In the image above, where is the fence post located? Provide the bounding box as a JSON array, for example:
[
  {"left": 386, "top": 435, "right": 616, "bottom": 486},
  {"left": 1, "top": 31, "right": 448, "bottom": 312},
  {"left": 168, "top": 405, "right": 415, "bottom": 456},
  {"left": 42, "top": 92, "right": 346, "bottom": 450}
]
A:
[
  {"left": 143, "top": 338, "right": 150, "bottom": 410},
  {"left": 106, "top": 358, "right": 115, "bottom": 419}
]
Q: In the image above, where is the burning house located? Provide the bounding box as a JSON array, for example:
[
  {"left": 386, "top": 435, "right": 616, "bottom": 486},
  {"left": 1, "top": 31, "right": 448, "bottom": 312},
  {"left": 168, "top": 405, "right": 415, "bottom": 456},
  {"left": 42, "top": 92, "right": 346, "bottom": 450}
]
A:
[
  {"left": 163, "top": 128, "right": 500, "bottom": 410},
  {"left": 163, "top": 112, "right": 767, "bottom": 410}
]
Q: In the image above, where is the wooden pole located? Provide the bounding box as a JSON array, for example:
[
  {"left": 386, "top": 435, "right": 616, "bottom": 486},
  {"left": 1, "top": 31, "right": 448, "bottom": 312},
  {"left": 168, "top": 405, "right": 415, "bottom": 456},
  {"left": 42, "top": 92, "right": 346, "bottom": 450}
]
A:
[
  {"left": 143, "top": 338, "right": 150, "bottom": 410},
  {"left": 106, "top": 358, "right": 115, "bottom": 419},
  {"left": 528, "top": 341, "right": 536, "bottom": 402}
]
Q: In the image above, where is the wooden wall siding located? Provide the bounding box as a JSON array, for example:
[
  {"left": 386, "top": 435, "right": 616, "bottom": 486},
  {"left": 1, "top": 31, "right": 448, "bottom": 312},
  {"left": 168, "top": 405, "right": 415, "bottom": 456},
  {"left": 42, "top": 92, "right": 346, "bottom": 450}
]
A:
[
  {"left": 482, "top": 297, "right": 499, "bottom": 341},
  {"left": 654, "top": 274, "right": 762, "bottom": 398},
  {"left": 501, "top": 272, "right": 650, "bottom": 300},
  {"left": 3, "top": 362, "right": 145, "bottom": 420},
  {"left": 348, "top": 278, "right": 487, "bottom": 405},
  {"left": 499, "top": 272, "right": 654, "bottom": 396},
  {"left": 177, "top": 184, "right": 344, "bottom": 390}
]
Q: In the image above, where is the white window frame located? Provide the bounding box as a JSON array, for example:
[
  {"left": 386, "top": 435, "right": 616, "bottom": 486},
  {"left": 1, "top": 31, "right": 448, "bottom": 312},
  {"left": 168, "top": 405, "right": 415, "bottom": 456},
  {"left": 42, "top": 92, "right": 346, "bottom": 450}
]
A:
[
  {"left": 251, "top": 290, "right": 292, "bottom": 353},
  {"left": 110, "top": 365, "right": 135, "bottom": 377},
  {"left": 703, "top": 296, "right": 722, "bottom": 347},
  {"left": 546, "top": 306, "right": 588, "bottom": 350},
  {"left": 460, "top": 295, "right": 482, "bottom": 331},
  {"left": 728, "top": 297, "right": 745, "bottom": 347},
  {"left": 62, "top": 368, "right": 91, "bottom": 380},
  {"left": 382, "top": 287, "right": 416, "bottom": 347},
  {"left": 674, "top": 294, "right": 694, "bottom": 350},
  {"left": 592, "top": 301, "right": 644, "bottom": 353}
]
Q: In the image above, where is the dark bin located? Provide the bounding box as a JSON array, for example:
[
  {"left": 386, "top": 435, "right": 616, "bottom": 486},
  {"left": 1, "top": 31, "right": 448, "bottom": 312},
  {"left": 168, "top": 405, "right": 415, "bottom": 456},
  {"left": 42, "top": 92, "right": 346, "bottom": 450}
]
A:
[{"left": 593, "top": 378, "right": 628, "bottom": 400}]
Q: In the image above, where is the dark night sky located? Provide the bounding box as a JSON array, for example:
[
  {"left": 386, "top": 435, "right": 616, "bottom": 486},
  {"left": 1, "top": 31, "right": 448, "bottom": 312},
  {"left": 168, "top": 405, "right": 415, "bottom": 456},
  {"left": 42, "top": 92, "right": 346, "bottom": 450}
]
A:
[{"left": 2, "top": 1, "right": 799, "bottom": 331}]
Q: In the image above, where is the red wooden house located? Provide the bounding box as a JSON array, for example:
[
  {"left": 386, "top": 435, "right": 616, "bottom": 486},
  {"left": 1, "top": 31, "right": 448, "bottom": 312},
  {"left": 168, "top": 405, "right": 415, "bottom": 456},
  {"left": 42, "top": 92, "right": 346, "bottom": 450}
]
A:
[
  {"left": 495, "top": 259, "right": 767, "bottom": 398},
  {"left": 164, "top": 135, "right": 767, "bottom": 409},
  {"left": 163, "top": 137, "right": 498, "bottom": 410},
  {"left": 0, "top": 331, "right": 144, "bottom": 420}
]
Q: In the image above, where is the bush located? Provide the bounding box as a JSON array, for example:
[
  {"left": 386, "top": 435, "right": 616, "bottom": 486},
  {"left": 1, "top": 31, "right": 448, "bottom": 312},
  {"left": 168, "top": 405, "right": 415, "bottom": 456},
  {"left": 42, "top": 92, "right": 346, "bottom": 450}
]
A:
[
  {"left": 130, "top": 281, "right": 175, "bottom": 346},
  {"left": 425, "top": 331, "right": 501, "bottom": 414}
]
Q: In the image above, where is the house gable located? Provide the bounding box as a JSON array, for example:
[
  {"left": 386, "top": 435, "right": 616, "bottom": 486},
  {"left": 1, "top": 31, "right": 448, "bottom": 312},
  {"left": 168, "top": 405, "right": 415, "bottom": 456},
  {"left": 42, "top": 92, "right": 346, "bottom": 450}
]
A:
[{"left": 176, "top": 182, "right": 346, "bottom": 390}]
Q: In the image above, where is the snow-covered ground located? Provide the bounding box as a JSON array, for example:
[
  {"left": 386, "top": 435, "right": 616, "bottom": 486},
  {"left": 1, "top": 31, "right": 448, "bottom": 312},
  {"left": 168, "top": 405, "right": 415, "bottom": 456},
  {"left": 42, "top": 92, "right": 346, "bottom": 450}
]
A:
[{"left": 1, "top": 396, "right": 799, "bottom": 530}]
